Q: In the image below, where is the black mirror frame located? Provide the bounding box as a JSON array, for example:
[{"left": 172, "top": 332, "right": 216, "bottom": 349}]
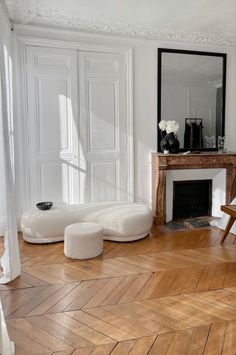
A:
[{"left": 157, "top": 48, "right": 227, "bottom": 152}]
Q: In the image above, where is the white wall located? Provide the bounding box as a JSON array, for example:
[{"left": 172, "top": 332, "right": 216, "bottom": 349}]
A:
[{"left": 10, "top": 25, "right": 236, "bottom": 222}]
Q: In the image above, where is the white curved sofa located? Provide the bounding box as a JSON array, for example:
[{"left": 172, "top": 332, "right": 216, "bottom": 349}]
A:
[{"left": 21, "top": 202, "right": 153, "bottom": 244}]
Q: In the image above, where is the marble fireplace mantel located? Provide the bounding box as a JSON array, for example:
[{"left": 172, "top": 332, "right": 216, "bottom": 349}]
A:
[{"left": 152, "top": 152, "right": 236, "bottom": 225}]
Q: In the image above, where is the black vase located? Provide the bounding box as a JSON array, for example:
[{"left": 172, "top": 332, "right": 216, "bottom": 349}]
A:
[
  {"left": 160, "top": 130, "right": 167, "bottom": 139},
  {"left": 160, "top": 135, "right": 169, "bottom": 153},
  {"left": 167, "top": 132, "right": 179, "bottom": 154}
]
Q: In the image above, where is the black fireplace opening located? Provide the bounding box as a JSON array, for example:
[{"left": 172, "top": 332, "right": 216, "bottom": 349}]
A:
[{"left": 173, "top": 180, "right": 212, "bottom": 219}]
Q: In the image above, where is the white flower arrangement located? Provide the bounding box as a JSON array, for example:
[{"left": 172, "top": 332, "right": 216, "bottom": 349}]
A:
[
  {"left": 166, "top": 120, "right": 179, "bottom": 134},
  {"left": 159, "top": 120, "right": 179, "bottom": 134},
  {"left": 158, "top": 120, "right": 167, "bottom": 131}
]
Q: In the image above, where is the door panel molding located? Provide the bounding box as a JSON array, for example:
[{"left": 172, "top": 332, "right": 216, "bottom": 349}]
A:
[
  {"left": 79, "top": 51, "right": 131, "bottom": 203},
  {"left": 87, "top": 78, "right": 119, "bottom": 153},
  {"left": 35, "top": 75, "right": 73, "bottom": 154},
  {"left": 16, "top": 36, "right": 133, "bottom": 210},
  {"left": 26, "top": 46, "right": 79, "bottom": 205}
]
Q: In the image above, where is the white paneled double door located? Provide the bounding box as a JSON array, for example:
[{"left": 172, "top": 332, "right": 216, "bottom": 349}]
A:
[{"left": 26, "top": 46, "right": 132, "bottom": 206}]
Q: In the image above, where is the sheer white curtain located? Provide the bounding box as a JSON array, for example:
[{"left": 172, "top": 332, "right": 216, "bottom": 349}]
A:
[
  {"left": 0, "top": 3, "right": 21, "bottom": 284},
  {"left": 0, "top": 300, "right": 14, "bottom": 354}
]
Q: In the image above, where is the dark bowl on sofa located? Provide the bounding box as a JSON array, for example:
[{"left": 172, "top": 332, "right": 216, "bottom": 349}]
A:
[{"left": 36, "top": 202, "right": 53, "bottom": 210}]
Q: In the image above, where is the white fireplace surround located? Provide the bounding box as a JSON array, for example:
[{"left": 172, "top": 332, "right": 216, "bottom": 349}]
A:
[{"left": 166, "top": 168, "right": 226, "bottom": 222}]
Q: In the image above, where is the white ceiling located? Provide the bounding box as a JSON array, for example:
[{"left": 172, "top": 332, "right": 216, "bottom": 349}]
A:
[{"left": 4, "top": 0, "right": 236, "bottom": 46}]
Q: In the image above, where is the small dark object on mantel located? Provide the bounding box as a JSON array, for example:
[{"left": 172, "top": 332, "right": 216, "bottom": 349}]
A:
[{"left": 36, "top": 201, "right": 53, "bottom": 210}]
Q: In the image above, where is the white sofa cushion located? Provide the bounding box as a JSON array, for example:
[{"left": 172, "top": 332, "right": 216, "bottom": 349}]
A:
[{"left": 21, "top": 202, "right": 153, "bottom": 243}]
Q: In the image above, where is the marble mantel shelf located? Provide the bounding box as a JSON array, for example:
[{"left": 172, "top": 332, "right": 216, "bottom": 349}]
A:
[{"left": 151, "top": 152, "right": 236, "bottom": 225}]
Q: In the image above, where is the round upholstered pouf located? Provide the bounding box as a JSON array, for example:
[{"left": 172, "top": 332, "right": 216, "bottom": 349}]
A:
[{"left": 64, "top": 222, "right": 103, "bottom": 259}]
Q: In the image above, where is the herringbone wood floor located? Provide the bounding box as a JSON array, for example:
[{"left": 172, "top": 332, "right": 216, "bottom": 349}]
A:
[{"left": 1, "top": 224, "right": 236, "bottom": 354}]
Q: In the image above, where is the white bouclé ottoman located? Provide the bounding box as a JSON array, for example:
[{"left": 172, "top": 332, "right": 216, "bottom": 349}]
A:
[{"left": 64, "top": 222, "right": 103, "bottom": 259}]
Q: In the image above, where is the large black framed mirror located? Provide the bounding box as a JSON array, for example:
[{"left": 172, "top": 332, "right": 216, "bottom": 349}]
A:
[{"left": 158, "top": 48, "right": 227, "bottom": 152}]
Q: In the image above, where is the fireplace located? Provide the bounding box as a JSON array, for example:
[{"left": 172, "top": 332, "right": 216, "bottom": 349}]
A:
[
  {"left": 151, "top": 152, "right": 236, "bottom": 225},
  {"left": 166, "top": 168, "right": 225, "bottom": 222},
  {"left": 173, "top": 180, "right": 212, "bottom": 219}
]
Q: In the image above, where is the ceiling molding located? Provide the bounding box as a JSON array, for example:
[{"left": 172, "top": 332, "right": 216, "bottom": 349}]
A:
[{"left": 5, "top": 0, "right": 236, "bottom": 47}]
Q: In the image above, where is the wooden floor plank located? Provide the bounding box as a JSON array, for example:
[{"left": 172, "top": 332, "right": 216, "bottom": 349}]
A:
[
  {"left": 103, "top": 303, "right": 173, "bottom": 334},
  {"left": 134, "top": 271, "right": 165, "bottom": 300},
  {"left": 222, "top": 320, "right": 236, "bottom": 355},
  {"left": 66, "top": 310, "right": 136, "bottom": 342},
  {"left": 7, "top": 323, "right": 52, "bottom": 354},
  {"left": 166, "top": 328, "right": 194, "bottom": 355},
  {"left": 203, "top": 322, "right": 227, "bottom": 355},
  {"left": 7, "top": 284, "right": 70, "bottom": 319},
  {"left": 27, "top": 283, "right": 79, "bottom": 317},
  {"left": 101, "top": 275, "right": 138, "bottom": 306},
  {"left": 110, "top": 340, "right": 136, "bottom": 354},
  {"left": 182, "top": 294, "right": 236, "bottom": 321},
  {"left": 84, "top": 307, "right": 154, "bottom": 338},
  {"left": 46, "top": 313, "right": 116, "bottom": 346},
  {"left": 125, "top": 301, "right": 193, "bottom": 331},
  {"left": 181, "top": 266, "right": 205, "bottom": 294},
  {"left": 28, "top": 315, "right": 94, "bottom": 348},
  {"left": 117, "top": 272, "right": 152, "bottom": 303},
  {"left": 209, "top": 263, "right": 228, "bottom": 290},
  {"left": 71, "top": 348, "right": 92, "bottom": 355},
  {"left": 3, "top": 287, "right": 48, "bottom": 318},
  {"left": 51, "top": 280, "right": 104, "bottom": 313},
  {"left": 148, "top": 332, "right": 175, "bottom": 355},
  {"left": 187, "top": 325, "right": 210, "bottom": 355},
  {"left": 166, "top": 296, "right": 222, "bottom": 325},
  {"left": 7, "top": 318, "right": 74, "bottom": 353},
  {"left": 165, "top": 268, "right": 192, "bottom": 296},
  {"left": 128, "top": 335, "right": 157, "bottom": 355},
  {"left": 195, "top": 265, "right": 216, "bottom": 292},
  {"left": 145, "top": 298, "right": 204, "bottom": 328},
  {"left": 148, "top": 269, "right": 180, "bottom": 298},
  {"left": 223, "top": 263, "right": 236, "bottom": 288},
  {"left": 84, "top": 277, "right": 125, "bottom": 308},
  {"left": 90, "top": 343, "right": 116, "bottom": 355}
]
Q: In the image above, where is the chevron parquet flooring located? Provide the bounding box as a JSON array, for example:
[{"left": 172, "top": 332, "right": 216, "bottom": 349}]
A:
[{"left": 1, "top": 225, "right": 236, "bottom": 354}]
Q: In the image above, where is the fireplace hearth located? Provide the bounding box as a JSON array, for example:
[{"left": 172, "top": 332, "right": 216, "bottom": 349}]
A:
[{"left": 173, "top": 180, "right": 212, "bottom": 219}]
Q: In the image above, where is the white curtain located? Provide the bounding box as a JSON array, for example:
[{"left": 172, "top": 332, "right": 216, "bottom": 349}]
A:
[
  {"left": 0, "top": 3, "right": 21, "bottom": 284},
  {"left": 0, "top": 298, "right": 14, "bottom": 354}
]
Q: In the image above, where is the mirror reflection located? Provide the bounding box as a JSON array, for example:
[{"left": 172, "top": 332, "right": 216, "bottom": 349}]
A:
[{"left": 158, "top": 49, "right": 226, "bottom": 151}]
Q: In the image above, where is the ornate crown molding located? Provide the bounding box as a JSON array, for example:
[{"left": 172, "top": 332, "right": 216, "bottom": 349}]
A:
[{"left": 4, "top": 0, "right": 236, "bottom": 47}]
